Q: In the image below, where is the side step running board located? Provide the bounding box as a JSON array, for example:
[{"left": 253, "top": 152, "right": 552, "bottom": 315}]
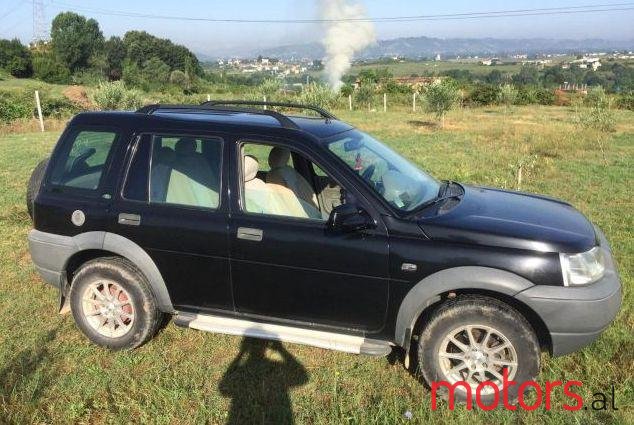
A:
[{"left": 174, "top": 312, "right": 392, "bottom": 357}]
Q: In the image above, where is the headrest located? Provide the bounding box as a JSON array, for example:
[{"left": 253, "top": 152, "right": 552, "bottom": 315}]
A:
[
  {"left": 244, "top": 155, "right": 259, "bottom": 182},
  {"left": 175, "top": 138, "right": 197, "bottom": 155},
  {"left": 157, "top": 146, "right": 175, "bottom": 163},
  {"left": 268, "top": 147, "right": 291, "bottom": 169}
]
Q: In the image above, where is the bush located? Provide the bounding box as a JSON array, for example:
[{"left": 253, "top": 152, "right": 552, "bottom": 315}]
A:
[
  {"left": 40, "top": 96, "right": 80, "bottom": 117},
  {"left": 616, "top": 92, "right": 634, "bottom": 110},
  {"left": 533, "top": 88, "right": 555, "bottom": 105},
  {"left": 354, "top": 84, "right": 375, "bottom": 111},
  {"left": 0, "top": 91, "right": 32, "bottom": 122},
  {"left": 498, "top": 84, "right": 518, "bottom": 109},
  {"left": 91, "top": 81, "right": 142, "bottom": 110},
  {"left": 298, "top": 83, "right": 340, "bottom": 110},
  {"left": 584, "top": 86, "right": 607, "bottom": 107},
  {"left": 466, "top": 84, "right": 499, "bottom": 106},
  {"left": 32, "top": 54, "right": 71, "bottom": 84}
]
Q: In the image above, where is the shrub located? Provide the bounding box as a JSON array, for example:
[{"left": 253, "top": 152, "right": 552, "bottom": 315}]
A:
[
  {"left": 91, "top": 81, "right": 142, "bottom": 110},
  {"left": 498, "top": 84, "right": 518, "bottom": 109},
  {"left": 584, "top": 86, "right": 607, "bottom": 107},
  {"left": 298, "top": 83, "right": 341, "bottom": 110},
  {"left": 533, "top": 88, "right": 555, "bottom": 105},
  {"left": 354, "top": 84, "right": 375, "bottom": 111},
  {"left": 0, "top": 38, "right": 33, "bottom": 78},
  {"left": 466, "top": 84, "right": 499, "bottom": 106},
  {"left": 40, "top": 96, "right": 80, "bottom": 117},
  {"left": 258, "top": 78, "right": 282, "bottom": 99},
  {"left": 422, "top": 79, "right": 460, "bottom": 127},
  {"left": 0, "top": 91, "right": 32, "bottom": 122},
  {"left": 616, "top": 92, "right": 634, "bottom": 110},
  {"left": 32, "top": 54, "right": 70, "bottom": 84}
]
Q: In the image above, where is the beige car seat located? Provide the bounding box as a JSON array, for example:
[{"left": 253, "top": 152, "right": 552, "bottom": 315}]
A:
[
  {"left": 244, "top": 155, "right": 322, "bottom": 219},
  {"left": 266, "top": 147, "right": 319, "bottom": 209}
]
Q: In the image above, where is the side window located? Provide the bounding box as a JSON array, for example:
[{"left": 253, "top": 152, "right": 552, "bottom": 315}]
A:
[
  {"left": 241, "top": 142, "right": 341, "bottom": 221},
  {"left": 49, "top": 130, "right": 118, "bottom": 190},
  {"left": 147, "top": 135, "right": 222, "bottom": 209}
]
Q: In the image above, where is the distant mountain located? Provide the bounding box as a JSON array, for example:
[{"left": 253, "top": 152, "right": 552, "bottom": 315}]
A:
[{"left": 252, "top": 36, "right": 633, "bottom": 60}]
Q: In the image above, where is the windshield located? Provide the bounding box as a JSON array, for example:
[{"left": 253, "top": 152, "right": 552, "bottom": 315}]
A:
[{"left": 326, "top": 130, "right": 441, "bottom": 211}]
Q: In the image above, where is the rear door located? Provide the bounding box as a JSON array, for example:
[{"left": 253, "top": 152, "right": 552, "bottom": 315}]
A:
[{"left": 109, "top": 132, "right": 233, "bottom": 313}]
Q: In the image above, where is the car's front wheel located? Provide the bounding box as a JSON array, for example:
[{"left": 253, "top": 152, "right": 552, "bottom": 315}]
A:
[
  {"left": 69, "top": 257, "right": 164, "bottom": 349},
  {"left": 417, "top": 295, "right": 540, "bottom": 405}
]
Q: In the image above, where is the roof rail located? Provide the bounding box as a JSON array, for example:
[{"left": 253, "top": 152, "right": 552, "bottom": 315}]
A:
[
  {"left": 136, "top": 103, "right": 300, "bottom": 130},
  {"left": 201, "top": 100, "right": 338, "bottom": 120}
]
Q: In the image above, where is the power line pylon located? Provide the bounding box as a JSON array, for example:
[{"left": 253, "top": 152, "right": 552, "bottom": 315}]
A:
[{"left": 32, "top": 0, "right": 49, "bottom": 46}]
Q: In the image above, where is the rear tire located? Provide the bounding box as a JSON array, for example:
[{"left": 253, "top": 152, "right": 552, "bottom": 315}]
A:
[
  {"left": 26, "top": 157, "right": 49, "bottom": 220},
  {"left": 417, "top": 295, "right": 540, "bottom": 406},
  {"left": 69, "top": 257, "right": 165, "bottom": 350}
]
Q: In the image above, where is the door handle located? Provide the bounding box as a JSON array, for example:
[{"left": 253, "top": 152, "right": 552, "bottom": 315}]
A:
[
  {"left": 237, "top": 227, "right": 263, "bottom": 242},
  {"left": 118, "top": 213, "right": 141, "bottom": 226}
]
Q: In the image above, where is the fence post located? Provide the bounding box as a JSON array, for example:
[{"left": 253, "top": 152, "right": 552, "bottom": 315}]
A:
[
  {"left": 383, "top": 93, "right": 387, "bottom": 112},
  {"left": 412, "top": 92, "right": 417, "bottom": 112},
  {"left": 348, "top": 94, "right": 352, "bottom": 111},
  {"left": 207, "top": 94, "right": 211, "bottom": 102},
  {"left": 263, "top": 95, "right": 267, "bottom": 110},
  {"left": 34, "top": 90, "right": 44, "bottom": 132}
]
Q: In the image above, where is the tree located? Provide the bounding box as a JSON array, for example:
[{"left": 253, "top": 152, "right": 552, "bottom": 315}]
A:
[
  {"left": 512, "top": 66, "right": 539, "bottom": 86},
  {"left": 104, "top": 36, "right": 126, "bottom": 80},
  {"left": 51, "top": 12, "right": 104, "bottom": 72},
  {"left": 0, "top": 38, "right": 32, "bottom": 77},
  {"left": 142, "top": 57, "right": 170, "bottom": 85},
  {"left": 32, "top": 52, "right": 70, "bottom": 84},
  {"left": 422, "top": 79, "right": 459, "bottom": 128}
]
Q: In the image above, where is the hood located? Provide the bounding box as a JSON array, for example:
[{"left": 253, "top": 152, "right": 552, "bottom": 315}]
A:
[{"left": 418, "top": 185, "right": 597, "bottom": 253}]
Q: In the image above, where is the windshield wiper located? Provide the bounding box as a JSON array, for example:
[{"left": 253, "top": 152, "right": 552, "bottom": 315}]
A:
[{"left": 408, "top": 181, "right": 463, "bottom": 214}]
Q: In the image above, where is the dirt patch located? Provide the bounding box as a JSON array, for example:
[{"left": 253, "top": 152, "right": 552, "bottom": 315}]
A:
[{"left": 63, "top": 85, "right": 94, "bottom": 109}]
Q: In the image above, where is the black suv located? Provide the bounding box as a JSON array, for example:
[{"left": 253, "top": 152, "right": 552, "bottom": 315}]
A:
[{"left": 27, "top": 101, "right": 621, "bottom": 401}]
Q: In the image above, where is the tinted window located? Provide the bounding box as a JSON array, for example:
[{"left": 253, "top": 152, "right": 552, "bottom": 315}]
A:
[
  {"left": 123, "top": 137, "right": 151, "bottom": 201},
  {"left": 148, "top": 135, "right": 222, "bottom": 209},
  {"left": 50, "top": 130, "right": 118, "bottom": 190}
]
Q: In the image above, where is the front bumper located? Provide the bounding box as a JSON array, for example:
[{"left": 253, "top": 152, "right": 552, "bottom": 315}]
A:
[{"left": 515, "top": 227, "right": 622, "bottom": 356}]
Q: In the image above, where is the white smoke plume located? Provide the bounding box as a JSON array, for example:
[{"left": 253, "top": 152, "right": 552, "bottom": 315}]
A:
[{"left": 320, "top": 0, "right": 375, "bottom": 91}]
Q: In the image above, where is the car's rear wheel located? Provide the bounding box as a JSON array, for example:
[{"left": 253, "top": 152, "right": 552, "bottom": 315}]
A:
[
  {"left": 417, "top": 295, "right": 540, "bottom": 405},
  {"left": 69, "top": 257, "right": 164, "bottom": 349}
]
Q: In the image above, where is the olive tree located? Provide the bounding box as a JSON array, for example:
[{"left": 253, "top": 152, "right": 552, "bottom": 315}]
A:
[{"left": 422, "top": 79, "right": 459, "bottom": 128}]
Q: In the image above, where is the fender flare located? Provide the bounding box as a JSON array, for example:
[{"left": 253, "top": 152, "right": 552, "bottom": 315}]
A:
[
  {"left": 394, "top": 266, "right": 535, "bottom": 347},
  {"left": 66, "top": 231, "right": 174, "bottom": 313}
]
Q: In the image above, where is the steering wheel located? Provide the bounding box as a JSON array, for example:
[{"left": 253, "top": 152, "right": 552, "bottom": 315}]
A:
[{"left": 361, "top": 164, "right": 376, "bottom": 181}]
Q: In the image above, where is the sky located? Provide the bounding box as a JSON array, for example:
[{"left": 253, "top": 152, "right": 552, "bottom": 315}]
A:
[{"left": 1, "top": 0, "right": 633, "bottom": 56}]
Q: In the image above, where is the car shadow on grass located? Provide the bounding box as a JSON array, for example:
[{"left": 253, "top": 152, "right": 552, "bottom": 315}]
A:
[
  {"left": 219, "top": 333, "right": 308, "bottom": 425},
  {"left": 0, "top": 327, "right": 59, "bottom": 408}
]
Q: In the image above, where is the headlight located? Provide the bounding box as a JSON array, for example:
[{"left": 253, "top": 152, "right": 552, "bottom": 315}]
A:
[{"left": 560, "top": 246, "right": 605, "bottom": 286}]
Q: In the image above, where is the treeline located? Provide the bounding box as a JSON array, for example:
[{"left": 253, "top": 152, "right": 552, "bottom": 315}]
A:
[
  {"left": 341, "top": 67, "right": 634, "bottom": 109},
  {"left": 0, "top": 12, "right": 203, "bottom": 93}
]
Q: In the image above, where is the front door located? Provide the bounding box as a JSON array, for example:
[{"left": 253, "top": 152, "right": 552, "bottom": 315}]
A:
[
  {"left": 228, "top": 139, "right": 390, "bottom": 332},
  {"left": 111, "top": 132, "right": 232, "bottom": 312}
]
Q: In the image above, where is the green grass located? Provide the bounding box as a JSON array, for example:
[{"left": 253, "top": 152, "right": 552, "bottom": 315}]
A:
[
  {"left": 347, "top": 60, "right": 524, "bottom": 77},
  {"left": 0, "top": 106, "right": 632, "bottom": 423}
]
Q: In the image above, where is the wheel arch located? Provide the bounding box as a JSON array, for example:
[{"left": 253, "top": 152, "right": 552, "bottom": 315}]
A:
[
  {"left": 395, "top": 266, "right": 550, "bottom": 352},
  {"left": 63, "top": 232, "right": 174, "bottom": 313}
]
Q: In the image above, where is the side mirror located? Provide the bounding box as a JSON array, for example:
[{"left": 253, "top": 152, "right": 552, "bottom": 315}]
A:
[{"left": 328, "top": 203, "right": 373, "bottom": 233}]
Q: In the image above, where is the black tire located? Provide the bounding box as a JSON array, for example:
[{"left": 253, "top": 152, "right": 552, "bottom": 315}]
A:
[
  {"left": 26, "top": 157, "right": 49, "bottom": 220},
  {"left": 69, "top": 256, "right": 165, "bottom": 350},
  {"left": 417, "top": 295, "right": 540, "bottom": 406}
]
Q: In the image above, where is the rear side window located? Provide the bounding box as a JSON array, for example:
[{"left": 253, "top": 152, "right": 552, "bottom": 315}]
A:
[
  {"left": 123, "top": 134, "right": 223, "bottom": 210},
  {"left": 49, "top": 130, "right": 118, "bottom": 190}
]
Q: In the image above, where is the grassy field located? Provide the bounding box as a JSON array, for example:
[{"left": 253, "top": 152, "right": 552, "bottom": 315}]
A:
[{"left": 0, "top": 105, "right": 632, "bottom": 423}]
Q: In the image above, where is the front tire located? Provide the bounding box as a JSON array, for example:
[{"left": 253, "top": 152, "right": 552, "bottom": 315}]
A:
[
  {"left": 69, "top": 257, "right": 164, "bottom": 350},
  {"left": 417, "top": 295, "right": 540, "bottom": 405}
]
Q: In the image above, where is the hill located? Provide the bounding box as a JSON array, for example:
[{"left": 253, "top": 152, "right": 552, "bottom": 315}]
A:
[{"left": 255, "top": 36, "right": 634, "bottom": 60}]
